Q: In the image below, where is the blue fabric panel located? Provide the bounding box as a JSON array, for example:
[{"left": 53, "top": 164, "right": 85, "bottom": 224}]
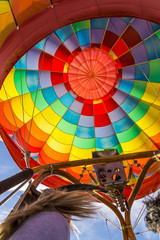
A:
[
  {"left": 55, "top": 25, "right": 74, "bottom": 42},
  {"left": 134, "top": 63, "right": 149, "bottom": 81},
  {"left": 76, "top": 126, "right": 95, "bottom": 138},
  {"left": 42, "top": 87, "right": 58, "bottom": 105},
  {"left": 96, "top": 135, "right": 119, "bottom": 148},
  {"left": 76, "top": 29, "right": 90, "bottom": 46},
  {"left": 113, "top": 115, "right": 134, "bottom": 133},
  {"left": 144, "top": 35, "right": 160, "bottom": 60},
  {"left": 121, "top": 95, "right": 139, "bottom": 114},
  {"left": 118, "top": 80, "right": 134, "bottom": 94},
  {"left": 26, "top": 71, "right": 40, "bottom": 92},
  {"left": 90, "top": 18, "right": 108, "bottom": 29},
  {"left": 63, "top": 109, "right": 80, "bottom": 124},
  {"left": 60, "top": 93, "right": 75, "bottom": 108}
]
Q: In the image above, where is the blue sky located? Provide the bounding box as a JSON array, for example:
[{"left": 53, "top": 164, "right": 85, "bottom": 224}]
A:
[{"left": 0, "top": 141, "right": 159, "bottom": 240}]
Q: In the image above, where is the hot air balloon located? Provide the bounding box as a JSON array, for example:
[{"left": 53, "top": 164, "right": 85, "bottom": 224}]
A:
[{"left": 0, "top": 1, "right": 160, "bottom": 239}]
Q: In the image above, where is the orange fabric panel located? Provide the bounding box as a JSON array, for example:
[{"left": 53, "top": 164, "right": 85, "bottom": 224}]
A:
[
  {"left": 0, "top": 101, "right": 23, "bottom": 132},
  {"left": 0, "top": 12, "right": 16, "bottom": 46},
  {"left": 11, "top": 0, "right": 51, "bottom": 25},
  {"left": 67, "top": 167, "right": 94, "bottom": 184},
  {"left": 136, "top": 171, "right": 160, "bottom": 199},
  {"left": 39, "top": 147, "right": 69, "bottom": 164},
  {"left": 26, "top": 120, "right": 49, "bottom": 142}
]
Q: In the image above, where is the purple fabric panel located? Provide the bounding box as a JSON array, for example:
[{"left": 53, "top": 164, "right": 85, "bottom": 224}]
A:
[
  {"left": 45, "top": 34, "right": 61, "bottom": 56},
  {"left": 107, "top": 18, "right": 128, "bottom": 36},
  {"left": 130, "top": 43, "right": 148, "bottom": 64},
  {"left": 130, "top": 19, "right": 154, "bottom": 40},
  {"left": 27, "top": 48, "right": 41, "bottom": 70},
  {"left": 64, "top": 35, "right": 79, "bottom": 52},
  {"left": 39, "top": 72, "right": 52, "bottom": 89},
  {"left": 91, "top": 29, "right": 104, "bottom": 44},
  {"left": 122, "top": 65, "right": 135, "bottom": 79},
  {"left": 9, "top": 211, "right": 70, "bottom": 240}
]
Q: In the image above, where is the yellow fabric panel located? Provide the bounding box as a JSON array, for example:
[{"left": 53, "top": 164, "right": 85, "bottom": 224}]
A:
[
  {"left": 121, "top": 131, "right": 152, "bottom": 153},
  {"left": 0, "top": 69, "right": 19, "bottom": 100},
  {"left": 34, "top": 113, "right": 55, "bottom": 134},
  {"left": 108, "top": 50, "right": 117, "bottom": 60},
  {"left": 21, "top": 93, "right": 40, "bottom": 117},
  {"left": 136, "top": 106, "right": 159, "bottom": 130},
  {"left": 93, "top": 99, "right": 103, "bottom": 104},
  {"left": 41, "top": 107, "right": 61, "bottom": 126},
  {"left": 71, "top": 146, "right": 95, "bottom": 159},
  {"left": 0, "top": 12, "right": 15, "bottom": 46},
  {"left": 141, "top": 82, "right": 160, "bottom": 104},
  {"left": 144, "top": 112, "right": 160, "bottom": 137},
  {"left": 47, "top": 136, "right": 72, "bottom": 153},
  {"left": 63, "top": 63, "right": 69, "bottom": 73},
  {"left": 69, "top": 153, "right": 81, "bottom": 161},
  {"left": 0, "top": 1, "right": 10, "bottom": 14},
  {"left": 51, "top": 127, "right": 74, "bottom": 144},
  {"left": 11, "top": 97, "right": 31, "bottom": 123},
  {"left": 0, "top": 84, "right": 8, "bottom": 101}
]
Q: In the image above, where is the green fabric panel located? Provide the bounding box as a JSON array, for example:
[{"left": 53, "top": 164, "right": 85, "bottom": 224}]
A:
[
  {"left": 149, "top": 60, "right": 160, "bottom": 83},
  {"left": 72, "top": 20, "right": 90, "bottom": 32},
  {"left": 73, "top": 136, "right": 95, "bottom": 149},
  {"left": 14, "top": 70, "right": 29, "bottom": 95},
  {"left": 130, "top": 81, "right": 146, "bottom": 99},
  {"left": 117, "top": 124, "right": 141, "bottom": 143},
  {"left": 51, "top": 99, "right": 67, "bottom": 117},
  {"left": 31, "top": 90, "right": 48, "bottom": 111},
  {"left": 57, "top": 118, "right": 77, "bottom": 135},
  {"left": 128, "top": 101, "right": 149, "bottom": 122},
  {"left": 156, "top": 30, "right": 160, "bottom": 39}
]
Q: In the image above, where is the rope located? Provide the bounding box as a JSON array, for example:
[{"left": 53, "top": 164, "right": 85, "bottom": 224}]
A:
[
  {"left": 133, "top": 202, "right": 146, "bottom": 229},
  {"left": 105, "top": 219, "right": 113, "bottom": 240},
  {"left": 11, "top": 180, "right": 33, "bottom": 214},
  {"left": 98, "top": 210, "right": 121, "bottom": 231},
  {"left": 26, "top": 40, "right": 47, "bottom": 153}
]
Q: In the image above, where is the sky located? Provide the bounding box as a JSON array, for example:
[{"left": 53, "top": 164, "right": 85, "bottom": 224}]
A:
[{"left": 0, "top": 140, "right": 159, "bottom": 240}]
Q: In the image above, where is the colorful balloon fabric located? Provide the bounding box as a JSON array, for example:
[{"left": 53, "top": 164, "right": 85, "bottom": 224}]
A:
[{"left": 0, "top": 17, "right": 160, "bottom": 183}]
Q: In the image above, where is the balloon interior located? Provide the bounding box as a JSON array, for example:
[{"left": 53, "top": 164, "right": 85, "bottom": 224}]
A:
[{"left": 0, "top": 15, "right": 160, "bottom": 239}]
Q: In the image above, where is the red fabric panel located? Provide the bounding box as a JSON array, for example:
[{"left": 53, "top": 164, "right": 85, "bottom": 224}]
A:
[
  {"left": 136, "top": 171, "right": 160, "bottom": 199},
  {"left": 81, "top": 103, "right": 94, "bottom": 116},
  {"left": 51, "top": 72, "right": 64, "bottom": 86},
  {"left": 122, "top": 26, "right": 142, "bottom": 48},
  {"left": 54, "top": 45, "right": 70, "bottom": 61},
  {"left": 94, "top": 102, "right": 107, "bottom": 115},
  {"left": 39, "top": 52, "right": 53, "bottom": 71},
  {"left": 51, "top": 58, "right": 65, "bottom": 72},
  {"left": 64, "top": 82, "right": 71, "bottom": 92},
  {"left": 102, "top": 31, "right": 118, "bottom": 49},
  {"left": 0, "top": 126, "right": 26, "bottom": 169},
  {"left": 41, "top": 175, "right": 71, "bottom": 189},
  {"left": 117, "top": 51, "right": 135, "bottom": 68},
  {"left": 104, "top": 98, "right": 119, "bottom": 112},
  {"left": 91, "top": 43, "right": 101, "bottom": 48},
  {"left": 112, "top": 38, "right": 129, "bottom": 57},
  {"left": 94, "top": 113, "right": 111, "bottom": 127},
  {"left": 76, "top": 96, "right": 85, "bottom": 103}
]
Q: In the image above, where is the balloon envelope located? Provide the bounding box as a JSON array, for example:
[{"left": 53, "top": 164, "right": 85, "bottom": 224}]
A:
[{"left": 0, "top": 18, "right": 160, "bottom": 193}]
